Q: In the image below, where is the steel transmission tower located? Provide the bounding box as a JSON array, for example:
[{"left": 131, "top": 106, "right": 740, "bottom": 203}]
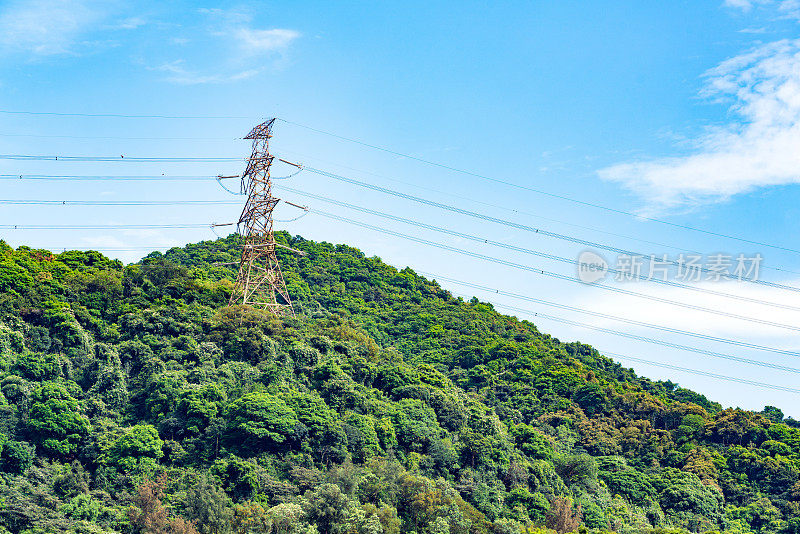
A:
[{"left": 229, "top": 118, "right": 295, "bottom": 316}]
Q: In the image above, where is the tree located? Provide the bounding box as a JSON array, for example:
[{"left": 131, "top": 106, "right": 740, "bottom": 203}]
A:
[
  {"left": 391, "top": 398, "right": 441, "bottom": 452},
  {"left": 129, "top": 476, "right": 200, "bottom": 534},
  {"left": 511, "top": 423, "right": 554, "bottom": 460},
  {"left": 106, "top": 424, "right": 164, "bottom": 472},
  {"left": 185, "top": 475, "right": 233, "bottom": 534},
  {"left": 285, "top": 391, "right": 346, "bottom": 461},
  {"left": 303, "top": 483, "right": 354, "bottom": 534},
  {"left": 553, "top": 453, "right": 597, "bottom": 491},
  {"left": 573, "top": 383, "right": 608, "bottom": 416},
  {"left": 226, "top": 392, "right": 298, "bottom": 452},
  {"left": 0, "top": 439, "right": 34, "bottom": 473},
  {"left": 179, "top": 384, "right": 226, "bottom": 435},
  {"left": 269, "top": 503, "right": 315, "bottom": 534},
  {"left": 546, "top": 497, "right": 581, "bottom": 534},
  {"left": 232, "top": 501, "right": 270, "bottom": 534},
  {"left": 762, "top": 405, "right": 784, "bottom": 423},
  {"left": 27, "top": 381, "right": 91, "bottom": 456},
  {"left": 654, "top": 468, "right": 723, "bottom": 523}
]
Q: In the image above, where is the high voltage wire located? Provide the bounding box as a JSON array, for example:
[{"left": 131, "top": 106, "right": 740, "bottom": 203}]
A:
[
  {"left": 0, "top": 110, "right": 258, "bottom": 119},
  {"left": 600, "top": 351, "right": 800, "bottom": 395},
  {"left": 307, "top": 209, "right": 800, "bottom": 333},
  {"left": 0, "top": 154, "right": 241, "bottom": 162},
  {"left": 294, "top": 165, "right": 800, "bottom": 294},
  {"left": 8, "top": 245, "right": 181, "bottom": 251},
  {"left": 277, "top": 147, "right": 799, "bottom": 278},
  {"left": 5, "top": 183, "right": 796, "bottom": 312},
  {"left": 0, "top": 174, "right": 223, "bottom": 181},
  {"left": 278, "top": 149, "right": 711, "bottom": 257},
  {"left": 5, "top": 167, "right": 800, "bottom": 279},
  {"left": 278, "top": 185, "right": 800, "bottom": 312},
  {"left": 452, "top": 295, "right": 800, "bottom": 374},
  {"left": 5, "top": 211, "right": 797, "bottom": 354},
  {"left": 0, "top": 224, "right": 211, "bottom": 229},
  {"left": 0, "top": 200, "right": 240, "bottom": 206},
  {"left": 276, "top": 118, "right": 800, "bottom": 256},
  {"left": 420, "top": 272, "right": 799, "bottom": 357},
  {"left": 2, "top": 111, "right": 796, "bottom": 254},
  {"left": 0, "top": 133, "right": 240, "bottom": 141},
  {"left": 4, "top": 163, "right": 799, "bottom": 302},
  {"left": 9, "top": 200, "right": 800, "bottom": 331}
]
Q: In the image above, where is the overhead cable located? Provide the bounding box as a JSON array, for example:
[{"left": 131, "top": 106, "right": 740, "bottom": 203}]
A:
[
  {"left": 421, "top": 272, "right": 798, "bottom": 357},
  {"left": 307, "top": 209, "right": 800, "bottom": 333},
  {"left": 295, "top": 164, "right": 800, "bottom": 293},
  {"left": 276, "top": 118, "right": 800, "bottom": 255},
  {"left": 278, "top": 185, "right": 800, "bottom": 312}
]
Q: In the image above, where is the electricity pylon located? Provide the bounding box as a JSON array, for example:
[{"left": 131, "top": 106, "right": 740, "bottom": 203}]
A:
[{"left": 229, "top": 118, "right": 294, "bottom": 316}]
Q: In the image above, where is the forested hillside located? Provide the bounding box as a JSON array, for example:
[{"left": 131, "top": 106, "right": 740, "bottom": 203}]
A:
[{"left": 0, "top": 232, "right": 798, "bottom": 534}]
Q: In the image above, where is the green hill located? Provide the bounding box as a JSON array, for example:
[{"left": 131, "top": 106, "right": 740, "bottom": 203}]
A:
[{"left": 0, "top": 233, "right": 797, "bottom": 534}]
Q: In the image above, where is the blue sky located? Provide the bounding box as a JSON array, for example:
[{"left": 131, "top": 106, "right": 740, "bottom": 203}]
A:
[{"left": 2, "top": 0, "right": 800, "bottom": 415}]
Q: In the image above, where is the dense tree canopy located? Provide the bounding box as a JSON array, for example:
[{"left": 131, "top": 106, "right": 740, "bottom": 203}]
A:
[{"left": 0, "top": 234, "right": 797, "bottom": 534}]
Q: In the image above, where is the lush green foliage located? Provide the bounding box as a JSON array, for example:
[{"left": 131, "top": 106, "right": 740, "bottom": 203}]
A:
[{"left": 0, "top": 234, "right": 798, "bottom": 534}]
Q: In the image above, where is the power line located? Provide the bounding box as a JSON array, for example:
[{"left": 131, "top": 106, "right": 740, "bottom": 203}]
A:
[
  {"left": 277, "top": 118, "right": 800, "bottom": 255},
  {"left": 0, "top": 200, "right": 240, "bottom": 206},
  {"left": 284, "top": 168, "right": 800, "bottom": 294},
  {"left": 277, "top": 148, "right": 712, "bottom": 257},
  {"left": 5, "top": 165, "right": 798, "bottom": 279},
  {"left": 279, "top": 185, "right": 800, "bottom": 312},
  {"left": 307, "top": 209, "right": 800, "bottom": 333},
  {"left": 3, "top": 112, "right": 796, "bottom": 254},
  {"left": 422, "top": 272, "right": 799, "bottom": 357},
  {"left": 0, "top": 133, "right": 240, "bottom": 140},
  {"left": 0, "top": 110, "right": 258, "bottom": 119},
  {"left": 0, "top": 224, "right": 212, "bottom": 229},
  {"left": 0, "top": 174, "right": 223, "bottom": 181},
  {"left": 0, "top": 154, "right": 241, "bottom": 162},
  {"left": 458, "top": 296, "right": 800, "bottom": 374},
  {"left": 602, "top": 351, "right": 800, "bottom": 395},
  {"left": 10, "top": 245, "right": 180, "bottom": 251},
  {"left": 8, "top": 215, "right": 795, "bottom": 354}
]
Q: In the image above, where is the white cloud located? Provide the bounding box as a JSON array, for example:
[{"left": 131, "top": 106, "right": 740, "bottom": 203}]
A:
[
  {"left": 723, "top": 0, "right": 800, "bottom": 19},
  {"left": 151, "top": 60, "right": 258, "bottom": 85},
  {"left": 115, "top": 17, "right": 146, "bottom": 30},
  {"left": 724, "top": 0, "right": 763, "bottom": 10},
  {"left": 779, "top": 0, "right": 800, "bottom": 18},
  {"left": 0, "top": 0, "right": 105, "bottom": 56},
  {"left": 235, "top": 28, "right": 301, "bottom": 55},
  {"left": 151, "top": 8, "right": 300, "bottom": 85},
  {"left": 599, "top": 39, "right": 800, "bottom": 213}
]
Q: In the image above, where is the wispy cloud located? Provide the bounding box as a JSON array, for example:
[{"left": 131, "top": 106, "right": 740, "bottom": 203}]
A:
[
  {"left": 114, "top": 16, "right": 146, "bottom": 30},
  {"left": 235, "top": 28, "right": 301, "bottom": 55},
  {"left": 150, "top": 8, "right": 300, "bottom": 85},
  {"left": 0, "top": 0, "right": 106, "bottom": 56},
  {"left": 151, "top": 59, "right": 259, "bottom": 85},
  {"left": 724, "top": 0, "right": 800, "bottom": 19},
  {"left": 599, "top": 38, "right": 800, "bottom": 213},
  {"left": 724, "top": 0, "right": 770, "bottom": 10}
]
